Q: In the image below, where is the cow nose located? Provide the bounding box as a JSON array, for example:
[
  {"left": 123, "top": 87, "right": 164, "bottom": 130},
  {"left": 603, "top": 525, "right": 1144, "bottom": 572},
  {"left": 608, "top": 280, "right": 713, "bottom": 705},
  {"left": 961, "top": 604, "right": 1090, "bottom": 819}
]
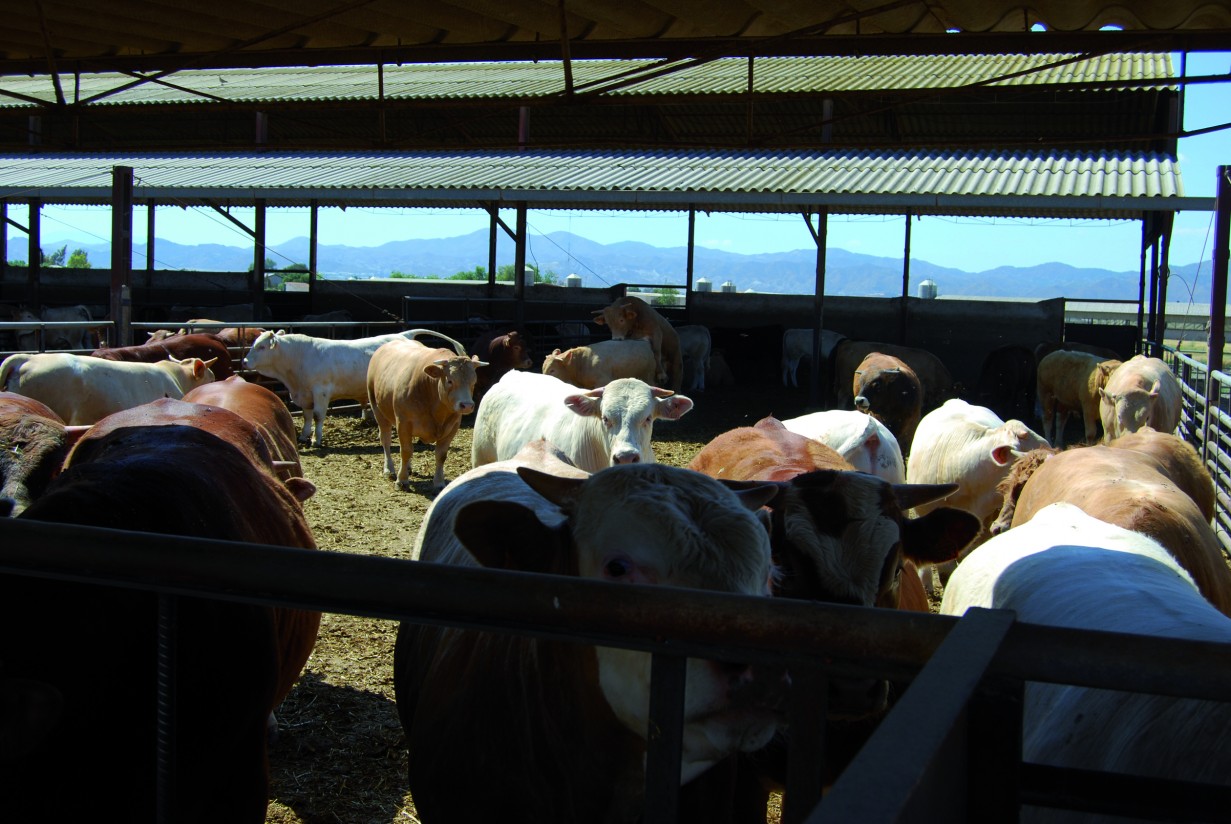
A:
[
  {"left": 854, "top": 395, "right": 871, "bottom": 411},
  {"left": 458, "top": 401, "right": 475, "bottom": 415},
  {"left": 611, "top": 450, "right": 641, "bottom": 465}
]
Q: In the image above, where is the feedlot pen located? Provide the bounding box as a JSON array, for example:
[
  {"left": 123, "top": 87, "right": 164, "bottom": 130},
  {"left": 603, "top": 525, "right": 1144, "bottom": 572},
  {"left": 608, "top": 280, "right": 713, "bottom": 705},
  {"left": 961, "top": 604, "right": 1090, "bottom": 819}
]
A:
[{"left": 1, "top": 341, "right": 1230, "bottom": 822}]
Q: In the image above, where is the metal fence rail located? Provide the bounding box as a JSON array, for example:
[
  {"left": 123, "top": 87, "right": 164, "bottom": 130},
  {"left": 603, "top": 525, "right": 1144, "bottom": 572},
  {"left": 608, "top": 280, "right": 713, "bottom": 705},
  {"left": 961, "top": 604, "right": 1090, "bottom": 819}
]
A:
[{"left": 3, "top": 517, "right": 1231, "bottom": 823}]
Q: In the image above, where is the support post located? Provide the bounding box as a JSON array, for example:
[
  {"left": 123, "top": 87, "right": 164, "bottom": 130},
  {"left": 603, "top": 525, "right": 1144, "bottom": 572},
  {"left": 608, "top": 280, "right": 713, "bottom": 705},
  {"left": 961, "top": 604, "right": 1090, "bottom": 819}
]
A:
[
  {"left": 514, "top": 203, "right": 527, "bottom": 328},
  {"left": 253, "top": 199, "right": 267, "bottom": 322},
  {"left": 1204, "top": 167, "right": 1230, "bottom": 467},
  {"left": 1137, "top": 220, "right": 1148, "bottom": 355},
  {"left": 686, "top": 208, "right": 696, "bottom": 320},
  {"left": 807, "top": 207, "right": 829, "bottom": 409},
  {"left": 28, "top": 197, "right": 41, "bottom": 311},
  {"left": 900, "top": 211, "right": 912, "bottom": 345},
  {"left": 309, "top": 199, "right": 319, "bottom": 312},
  {"left": 110, "top": 166, "right": 134, "bottom": 347}
]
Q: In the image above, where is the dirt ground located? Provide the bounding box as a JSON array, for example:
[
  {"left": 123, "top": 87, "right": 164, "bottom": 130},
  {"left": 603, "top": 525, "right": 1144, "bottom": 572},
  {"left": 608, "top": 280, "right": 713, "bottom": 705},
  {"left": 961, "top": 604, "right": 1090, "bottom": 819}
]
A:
[{"left": 264, "top": 381, "right": 816, "bottom": 824}]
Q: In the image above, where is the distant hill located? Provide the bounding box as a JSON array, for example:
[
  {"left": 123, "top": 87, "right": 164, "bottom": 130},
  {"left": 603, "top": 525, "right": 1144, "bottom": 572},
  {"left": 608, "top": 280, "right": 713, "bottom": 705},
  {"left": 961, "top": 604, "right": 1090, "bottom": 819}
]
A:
[{"left": 12, "top": 230, "right": 1217, "bottom": 303}]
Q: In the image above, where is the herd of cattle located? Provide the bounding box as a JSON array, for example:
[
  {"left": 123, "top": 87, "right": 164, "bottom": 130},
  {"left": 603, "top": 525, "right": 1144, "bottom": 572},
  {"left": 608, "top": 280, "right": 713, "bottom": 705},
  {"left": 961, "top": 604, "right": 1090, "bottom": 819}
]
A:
[{"left": 0, "top": 291, "right": 1227, "bottom": 822}]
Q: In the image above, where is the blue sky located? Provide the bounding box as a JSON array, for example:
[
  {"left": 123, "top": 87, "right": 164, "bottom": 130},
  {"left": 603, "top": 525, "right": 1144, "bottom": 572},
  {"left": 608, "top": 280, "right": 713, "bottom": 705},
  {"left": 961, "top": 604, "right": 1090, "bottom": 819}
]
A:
[{"left": 11, "top": 51, "right": 1230, "bottom": 276}]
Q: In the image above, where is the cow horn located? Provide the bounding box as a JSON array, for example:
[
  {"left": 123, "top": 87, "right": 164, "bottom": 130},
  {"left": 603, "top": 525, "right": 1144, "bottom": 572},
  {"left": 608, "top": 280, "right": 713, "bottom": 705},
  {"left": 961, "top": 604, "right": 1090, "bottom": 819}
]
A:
[{"left": 892, "top": 482, "right": 960, "bottom": 510}]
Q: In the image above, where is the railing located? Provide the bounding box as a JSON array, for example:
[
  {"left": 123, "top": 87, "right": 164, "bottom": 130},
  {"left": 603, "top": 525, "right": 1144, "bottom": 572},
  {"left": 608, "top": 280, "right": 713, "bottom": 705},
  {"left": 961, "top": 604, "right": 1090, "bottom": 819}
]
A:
[
  {"left": 1161, "top": 343, "right": 1231, "bottom": 554},
  {"left": 2, "top": 517, "right": 1230, "bottom": 823}
]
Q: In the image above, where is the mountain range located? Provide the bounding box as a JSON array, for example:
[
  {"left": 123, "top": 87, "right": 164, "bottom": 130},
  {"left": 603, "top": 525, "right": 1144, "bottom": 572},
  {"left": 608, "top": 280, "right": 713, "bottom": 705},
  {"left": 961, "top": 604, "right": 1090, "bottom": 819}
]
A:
[{"left": 16, "top": 229, "right": 1218, "bottom": 304}]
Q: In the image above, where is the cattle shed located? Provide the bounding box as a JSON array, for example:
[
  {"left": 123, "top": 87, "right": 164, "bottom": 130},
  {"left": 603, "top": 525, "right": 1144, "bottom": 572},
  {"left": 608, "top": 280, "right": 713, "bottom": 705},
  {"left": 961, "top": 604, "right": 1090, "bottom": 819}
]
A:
[{"left": 2, "top": 3, "right": 1231, "bottom": 822}]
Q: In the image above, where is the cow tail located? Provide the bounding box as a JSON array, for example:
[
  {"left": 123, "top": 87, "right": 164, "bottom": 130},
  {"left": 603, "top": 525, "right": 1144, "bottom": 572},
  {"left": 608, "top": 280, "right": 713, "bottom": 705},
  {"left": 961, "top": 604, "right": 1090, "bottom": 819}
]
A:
[{"left": 404, "top": 328, "right": 468, "bottom": 357}]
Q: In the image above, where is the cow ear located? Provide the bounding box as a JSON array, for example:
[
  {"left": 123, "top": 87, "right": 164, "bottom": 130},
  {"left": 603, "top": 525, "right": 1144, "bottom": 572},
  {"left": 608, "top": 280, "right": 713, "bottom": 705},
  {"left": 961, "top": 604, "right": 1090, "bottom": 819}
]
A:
[
  {"left": 592, "top": 311, "right": 607, "bottom": 326},
  {"left": 455, "top": 499, "right": 567, "bottom": 572},
  {"left": 717, "top": 479, "right": 783, "bottom": 511},
  {"left": 564, "top": 390, "right": 603, "bottom": 418},
  {"left": 424, "top": 362, "right": 445, "bottom": 379},
  {"left": 516, "top": 466, "right": 586, "bottom": 508},
  {"left": 990, "top": 444, "right": 1015, "bottom": 467},
  {"left": 901, "top": 507, "right": 981, "bottom": 564},
  {"left": 655, "top": 394, "right": 693, "bottom": 421},
  {"left": 284, "top": 477, "right": 316, "bottom": 502}
]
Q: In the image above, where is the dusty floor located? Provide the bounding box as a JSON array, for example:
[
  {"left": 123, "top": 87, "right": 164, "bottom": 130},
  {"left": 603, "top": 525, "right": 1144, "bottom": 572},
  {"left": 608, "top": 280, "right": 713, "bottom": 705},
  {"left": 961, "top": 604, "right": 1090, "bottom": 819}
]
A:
[{"left": 264, "top": 382, "right": 815, "bottom": 824}]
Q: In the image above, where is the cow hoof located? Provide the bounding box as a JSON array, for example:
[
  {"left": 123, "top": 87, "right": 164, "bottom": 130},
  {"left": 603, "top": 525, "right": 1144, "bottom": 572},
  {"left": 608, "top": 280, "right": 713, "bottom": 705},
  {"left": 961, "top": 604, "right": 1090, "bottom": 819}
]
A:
[{"left": 397, "top": 481, "right": 412, "bottom": 492}]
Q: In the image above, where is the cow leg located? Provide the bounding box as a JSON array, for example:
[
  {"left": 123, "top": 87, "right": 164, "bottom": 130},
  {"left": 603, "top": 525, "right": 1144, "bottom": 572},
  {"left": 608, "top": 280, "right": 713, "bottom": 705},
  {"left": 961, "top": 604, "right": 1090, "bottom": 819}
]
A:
[
  {"left": 310, "top": 388, "right": 332, "bottom": 447},
  {"left": 431, "top": 441, "right": 450, "bottom": 491},
  {"left": 396, "top": 419, "right": 415, "bottom": 490},
  {"left": 1039, "top": 396, "right": 1055, "bottom": 444},
  {"left": 373, "top": 408, "right": 397, "bottom": 481}
]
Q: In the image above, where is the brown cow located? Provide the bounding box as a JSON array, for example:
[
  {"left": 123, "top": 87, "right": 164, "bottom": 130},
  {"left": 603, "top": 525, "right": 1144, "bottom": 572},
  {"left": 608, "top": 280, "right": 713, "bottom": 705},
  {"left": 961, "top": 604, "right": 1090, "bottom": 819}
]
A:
[
  {"left": 183, "top": 374, "right": 304, "bottom": 481},
  {"left": 1035, "top": 349, "right": 1121, "bottom": 446},
  {"left": 366, "top": 338, "right": 485, "bottom": 490},
  {"left": 0, "top": 392, "right": 71, "bottom": 516},
  {"left": 831, "top": 340, "right": 955, "bottom": 414},
  {"left": 91, "top": 332, "right": 235, "bottom": 379},
  {"left": 685, "top": 415, "right": 980, "bottom": 816},
  {"left": 2, "top": 397, "right": 318, "bottom": 822},
  {"left": 470, "top": 328, "right": 533, "bottom": 402},
  {"left": 1006, "top": 442, "right": 1231, "bottom": 616},
  {"left": 851, "top": 352, "right": 922, "bottom": 455},
  {"left": 592, "top": 295, "right": 683, "bottom": 391}
]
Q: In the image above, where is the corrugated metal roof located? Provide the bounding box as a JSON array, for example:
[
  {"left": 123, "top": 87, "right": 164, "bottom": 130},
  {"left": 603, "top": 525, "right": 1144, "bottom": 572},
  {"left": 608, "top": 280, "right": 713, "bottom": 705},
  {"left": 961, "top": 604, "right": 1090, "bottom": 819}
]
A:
[
  {"left": 0, "top": 148, "right": 1202, "bottom": 219},
  {"left": 0, "top": 53, "right": 1174, "bottom": 108}
]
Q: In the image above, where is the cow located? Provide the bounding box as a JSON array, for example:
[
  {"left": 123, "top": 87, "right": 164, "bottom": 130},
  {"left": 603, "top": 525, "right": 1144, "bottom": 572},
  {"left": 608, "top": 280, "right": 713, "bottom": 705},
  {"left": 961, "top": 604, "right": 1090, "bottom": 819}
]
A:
[
  {"left": 90, "top": 332, "right": 235, "bottom": 379},
  {"left": 676, "top": 324, "right": 712, "bottom": 393},
  {"left": 170, "top": 320, "right": 266, "bottom": 348},
  {"left": 540, "top": 338, "right": 658, "bottom": 389},
  {"left": 591, "top": 295, "right": 683, "bottom": 392},
  {"left": 1098, "top": 354, "right": 1182, "bottom": 442},
  {"left": 940, "top": 502, "right": 1231, "bottom": 810},
  {"left": 831, "top": 340, "right": 956, "bottom": 413},
  {"left": 1, "top": 397, "right": 319, "bottom": 822},
  {"left": 35, "top": 304, "right": 95, "bottom": 351},
  {"left": 707, "top": 349, "right": 738, "bottom": 388},
  {"left": 779, "top": 409, "right": 905, "bottom": 484},
  {"left": 471, "top": 371, "right": 692, "bottom": 473},
  {"left": 780, "top": 328, "right": 845, "bottom": 388},
  {"left": 366, "top": 338, "right": 484, "bottom": 490},
  {"left": 850, "top": 352, "right": 923, "bottom": 455},
  {"left": 183, "top": 375, "right": 305, "bottom": 481},
  {"left": 1035, "top": 349, "right": 1121, "bottom": 446},
  {"left": 1004, "top": 441, "right": 1231, "bottom": 616},
  {"left": 0, "top": 392, "right": 71, "bottom": 516},
  {"left": 904, "top": 398, "right": 1050, "bottom": 594},
  {"left": 685, "top": 415, "right": 981, "bottom": 814},
  {"left": 973, "top": 344, "right": 1036, "bottom": 422},
  {"left": 990, "top": 426, "right": 1216, "bottom": 538},
  {"left": 394, "top": 459, "right": 785, "bottom": 824},
  {"left": 470, "top": 328, "right": 533, "bottom": 402},
  {"left": 241, "top": 328, "right": 464, "bottom": 447},
  {"left": 0, "top": 352, "right": 217, "bottom": 425}
]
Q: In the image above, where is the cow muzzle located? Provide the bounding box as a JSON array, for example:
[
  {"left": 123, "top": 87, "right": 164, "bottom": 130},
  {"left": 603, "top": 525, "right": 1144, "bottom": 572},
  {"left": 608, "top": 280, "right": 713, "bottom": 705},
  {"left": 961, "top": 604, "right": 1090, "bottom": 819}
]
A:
[
  {"left": 610, "top": 449, "right": 642, "bottom": 465},
  {"left": 854, "top": 395, "right": 871, "bottom": 411}
]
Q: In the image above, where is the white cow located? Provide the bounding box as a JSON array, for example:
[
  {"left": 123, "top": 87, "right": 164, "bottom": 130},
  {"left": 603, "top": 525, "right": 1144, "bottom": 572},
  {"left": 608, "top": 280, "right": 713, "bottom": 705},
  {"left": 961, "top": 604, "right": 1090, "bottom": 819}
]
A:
[
  {"left": 779, "top": 409, "right": 905, "bottom": 483},
  {"left": 941, "top": 502, "right": 1231, "bottom": 817},
  {"left": 1098, "top": 354, "right": 1182, "bottom": 442},
  {"left": 242, "top": 328, "right": 464, "bottom": 447},
  {"left": 541, "top": 339, "right": 658, "bottom": 389},
  {"left": 906, "top": 398, "right": 1050, "bottom": 594},
  {"left": 781, "top": 328, "right": 846, "bottom": 388},
  {"left": 0, "top": 352, "right": 216, "bottom": 425},
  {"left": 675, "top": 325, "right": 712, "bottom": 394},
  {"left": 396, "top": 456, "right": 785, "bottom": 820},
  {"left": 471, "top": 371, "right": 693, "bottom": 472}
]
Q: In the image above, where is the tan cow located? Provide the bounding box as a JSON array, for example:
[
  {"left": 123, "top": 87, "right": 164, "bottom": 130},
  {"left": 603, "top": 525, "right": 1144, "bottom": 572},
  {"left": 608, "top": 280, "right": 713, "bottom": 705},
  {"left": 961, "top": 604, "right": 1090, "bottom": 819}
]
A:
[
  {"left": 0, "top": 352, "right": 216, "bottom": 425},
  {"left": 1008, "top": 443, "right": 1231, "bottom": 616},
  {"left": 591, "top": 295, "right": 683, "bottom": 392},
  {"left": 1035, "top": 349, "right": 1121, "bottom": 446},
  {"left": 366, "top": 338, "right": 485, "bottom": 491},
  {"left": 1099, "top": 354, "right": 1182, "bottom": 442},
  {"left": 541, "top": 339, "right": 657, "bottom": 389}
]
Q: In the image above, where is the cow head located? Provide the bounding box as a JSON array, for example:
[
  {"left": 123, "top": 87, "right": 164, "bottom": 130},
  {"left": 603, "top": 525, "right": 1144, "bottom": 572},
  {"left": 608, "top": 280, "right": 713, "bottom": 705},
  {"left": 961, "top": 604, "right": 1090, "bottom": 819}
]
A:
[
  {"left": 563, "top": 379, "right": 692, "bottom": 465},
  {"left": 1099, "top": 382, "right": 1159, "bottom": 442},
  {"left": 425, "top": 355, "right": 485, "bottom": 415},
  {"left": 454, "top": 462, "right": 786, "bottom": 781},
  {"left": 989, "top": 447, "right": 1058, "bottom": 536},
  {"left": 591, "top": 299, "right": 640, "bottom": 340}
]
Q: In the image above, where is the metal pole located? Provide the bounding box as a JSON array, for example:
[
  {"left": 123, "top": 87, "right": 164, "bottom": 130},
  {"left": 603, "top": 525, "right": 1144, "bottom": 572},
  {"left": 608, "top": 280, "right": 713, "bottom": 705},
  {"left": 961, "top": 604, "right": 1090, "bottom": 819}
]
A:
[
  {"left": 1203, "top": 166, "right": 1229, "bottom": 467},
  {"left": 809, "top": 207, "right": 829, "bottom": 410},
  {"left": 309, "top": 199, "right": 319, "bottom": 313},
  {"left": 900, "top": 211, "right": 912, "bottom": 345},
  {"left": 110, "top": 165, "right": 134, "bottom": 347},
  {"left": 253, "top": 199, "right": 266, "bottom": 322},
  {"left": 686, "top": 208, "right": 696, "bottom": 320},
  {"left": 28, "top": 197, "right": 41, "bottom": 312}
]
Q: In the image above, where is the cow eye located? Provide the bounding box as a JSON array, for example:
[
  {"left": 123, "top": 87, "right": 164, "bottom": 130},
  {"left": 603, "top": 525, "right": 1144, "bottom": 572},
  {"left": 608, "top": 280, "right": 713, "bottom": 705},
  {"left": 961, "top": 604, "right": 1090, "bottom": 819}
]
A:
[
  {"left": 604, "top": 558, "right": 632, "bottom": 579},
  {"left": 602, "top": 416, "right": 612, "bottom": 428}
]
